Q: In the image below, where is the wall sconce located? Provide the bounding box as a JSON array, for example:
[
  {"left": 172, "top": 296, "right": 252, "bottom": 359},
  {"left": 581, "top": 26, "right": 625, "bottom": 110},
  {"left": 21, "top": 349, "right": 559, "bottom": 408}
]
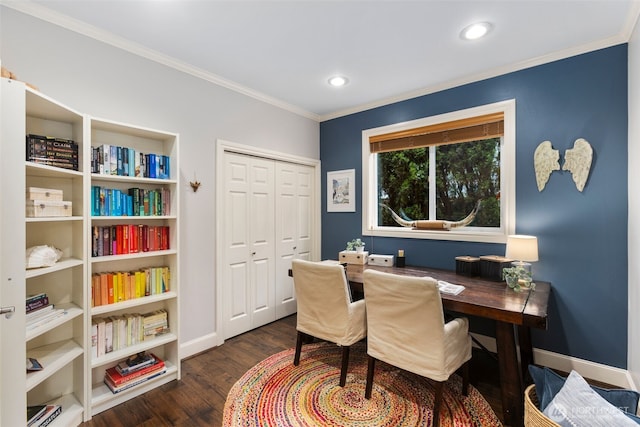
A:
[{"left": 190, "top": 173, "right": 201, "bottom": 192}]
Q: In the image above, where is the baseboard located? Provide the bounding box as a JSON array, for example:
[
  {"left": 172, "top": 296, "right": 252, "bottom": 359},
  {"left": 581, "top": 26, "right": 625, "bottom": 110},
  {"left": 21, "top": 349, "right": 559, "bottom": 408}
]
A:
[
  {"left": 180, "top": 332, "right": 220, "bottom": 359},
  {"left": 471, "top": 333, "right": 637, "bottom": 390}
]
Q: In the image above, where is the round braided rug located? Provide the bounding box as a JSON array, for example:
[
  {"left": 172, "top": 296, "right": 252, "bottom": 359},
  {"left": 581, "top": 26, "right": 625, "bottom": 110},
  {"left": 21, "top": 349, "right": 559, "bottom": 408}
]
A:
[{"left": 223, "top": 342, "right": 502, "bottom": 426}]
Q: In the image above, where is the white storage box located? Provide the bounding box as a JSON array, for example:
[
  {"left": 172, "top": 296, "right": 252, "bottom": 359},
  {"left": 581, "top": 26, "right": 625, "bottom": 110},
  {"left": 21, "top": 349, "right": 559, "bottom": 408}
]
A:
[
  {"left": 368, "top": 254, "right": 395, "bottom": 267},
  {"left": 26, "top": 200, "right": 72, "bottom": 217},
  {"left": 26, "top": 187, "right": 63, "bottom": 201},
  {"left": 339, "top": 250, "right": 369, "bottom": 265}
]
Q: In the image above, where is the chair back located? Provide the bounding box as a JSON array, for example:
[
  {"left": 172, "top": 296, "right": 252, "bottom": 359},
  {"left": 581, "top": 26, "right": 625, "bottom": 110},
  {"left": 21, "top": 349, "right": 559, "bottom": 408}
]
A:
[
  {"left": 292, "top": 259, "right": 363, "bottom": 345},
  {"left": 363, "top": 269, "right": 448, "bottom": 377}
]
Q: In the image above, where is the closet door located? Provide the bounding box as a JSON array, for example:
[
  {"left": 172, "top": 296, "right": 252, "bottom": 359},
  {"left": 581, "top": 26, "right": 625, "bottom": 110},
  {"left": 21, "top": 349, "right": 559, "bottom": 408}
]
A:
[
  {"left": 222, "top": 153, "right": 275, "bottom": 339},
  {"left": 275, "top": 162, "right": 314, "bottom": 319}
]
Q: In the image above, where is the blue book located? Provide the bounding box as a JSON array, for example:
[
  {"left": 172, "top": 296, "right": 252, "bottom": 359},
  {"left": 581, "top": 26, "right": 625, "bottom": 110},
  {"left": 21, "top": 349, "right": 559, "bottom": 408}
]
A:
[
  {"left": 148, "top": 154, "right": 157, "bottom": 178},
  {"left": 128, "top": 148, "right": 135, "bottom": 177}
]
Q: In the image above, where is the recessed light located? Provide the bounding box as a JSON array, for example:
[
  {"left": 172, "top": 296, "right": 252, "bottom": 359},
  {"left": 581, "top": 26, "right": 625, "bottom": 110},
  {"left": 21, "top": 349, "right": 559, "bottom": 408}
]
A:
[
  {"left": 328, "top": 75, "right": 349, "bottom": 87},
  {"left": 460, "top": 22, "right": 492, "bottom": 40}
]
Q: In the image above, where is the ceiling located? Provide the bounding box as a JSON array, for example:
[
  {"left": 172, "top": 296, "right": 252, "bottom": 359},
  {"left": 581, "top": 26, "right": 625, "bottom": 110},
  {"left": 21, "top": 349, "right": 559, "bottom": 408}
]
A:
[{"left": 6, "top": 0, "right": 640, "bottom": 121}]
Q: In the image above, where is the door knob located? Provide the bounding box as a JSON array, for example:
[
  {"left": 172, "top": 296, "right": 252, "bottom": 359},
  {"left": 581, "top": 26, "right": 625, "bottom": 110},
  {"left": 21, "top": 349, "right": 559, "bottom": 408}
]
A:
[{"left": 0, "top": 306, "right": 15, "bottom": 319}]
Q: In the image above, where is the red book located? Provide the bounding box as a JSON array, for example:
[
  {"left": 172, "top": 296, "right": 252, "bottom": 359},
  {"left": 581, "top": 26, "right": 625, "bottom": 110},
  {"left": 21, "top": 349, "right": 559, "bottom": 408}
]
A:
[
  {"left": 105, "top": 354, "right": 165, "bottom": 385},
  {"left": 116, "top": 225, "right": 123, "bottom": 254}
]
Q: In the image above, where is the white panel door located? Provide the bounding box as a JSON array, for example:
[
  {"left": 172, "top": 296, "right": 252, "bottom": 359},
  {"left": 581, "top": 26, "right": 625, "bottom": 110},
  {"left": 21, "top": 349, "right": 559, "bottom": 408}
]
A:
[
  {"left": 247, "top": 157, "right": 276, "bottom": 328},
  {"left": 0, "top": 78, "right": 27, "bottom": 426},
  {"left": 275, "top": 162, "right": 314, "bottom": 318},
  {"left": 223, "top": 153, "right": 252, "bottom": 339},
  {"left": 222, "top": 152, "right": 275, "bottom": 339}
]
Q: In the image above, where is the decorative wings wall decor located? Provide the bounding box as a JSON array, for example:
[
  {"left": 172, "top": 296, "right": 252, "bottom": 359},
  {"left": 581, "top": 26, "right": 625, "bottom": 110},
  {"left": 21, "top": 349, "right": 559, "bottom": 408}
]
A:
[{"left": 534, "top": 138, "right": 593, "bottom": 192}]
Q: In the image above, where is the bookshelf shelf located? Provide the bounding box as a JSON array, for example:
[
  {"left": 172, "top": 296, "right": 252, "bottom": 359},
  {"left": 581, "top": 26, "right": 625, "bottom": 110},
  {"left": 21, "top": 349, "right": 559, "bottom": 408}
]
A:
[
  {"left": 91, "top": 173, "right": 178, "bottom": 185},
  {"left": 90, "top": 362, "right": 178, "bottom": 415},
  {"left": 46, "top": 393, "right": 84, "bottom": 427},
  {"left": 26, "top": 340, "right": 84, "bottom": 391},
  {"left": 26, "top": 161, "right": 84, "bottom": 178},
  {"left": 90, "top": 333, "right": 178, "bottom": 369},
  {"left": 91, "top": 291, "right": 177, "bottom": 316},
  {"left": 25, "top": 258, "right": 84, "bottom": 279},
  {"left": 26, "top": 303, "right": 83, "bottom": 341},
  {"left": 89, "top": 249, "right": 177, "bottom": 264}
]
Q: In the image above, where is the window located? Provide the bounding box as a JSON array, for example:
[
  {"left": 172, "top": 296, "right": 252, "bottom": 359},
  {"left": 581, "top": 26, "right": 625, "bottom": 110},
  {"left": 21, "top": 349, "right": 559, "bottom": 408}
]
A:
[{"left": 362, "top": 100, "right": 515, "bottom": 243}]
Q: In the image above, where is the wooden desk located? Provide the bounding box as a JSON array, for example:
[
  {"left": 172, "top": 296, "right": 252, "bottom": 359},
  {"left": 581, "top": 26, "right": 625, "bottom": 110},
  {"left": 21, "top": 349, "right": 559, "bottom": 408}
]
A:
[{"left": 344, "top": 264, "right": 550, "bottom": 427}]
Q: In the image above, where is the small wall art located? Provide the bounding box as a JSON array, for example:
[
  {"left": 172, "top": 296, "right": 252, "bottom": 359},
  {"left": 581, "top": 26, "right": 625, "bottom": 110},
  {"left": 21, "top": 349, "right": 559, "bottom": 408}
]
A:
[{"left": 327, "top": 169, "right": 355, "bottom": 212}]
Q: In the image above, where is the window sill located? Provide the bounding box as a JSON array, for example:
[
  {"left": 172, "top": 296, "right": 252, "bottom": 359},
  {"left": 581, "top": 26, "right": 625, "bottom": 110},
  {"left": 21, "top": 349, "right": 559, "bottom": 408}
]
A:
[{"left": 363, "top": 226, "right": 508, "bottom": 244}]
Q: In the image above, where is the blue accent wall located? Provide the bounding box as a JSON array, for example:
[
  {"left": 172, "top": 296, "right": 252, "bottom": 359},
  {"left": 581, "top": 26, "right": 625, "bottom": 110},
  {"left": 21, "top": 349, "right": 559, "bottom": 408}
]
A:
[{"left": 320, "top": 45, "right": 628, "bottom": 368}]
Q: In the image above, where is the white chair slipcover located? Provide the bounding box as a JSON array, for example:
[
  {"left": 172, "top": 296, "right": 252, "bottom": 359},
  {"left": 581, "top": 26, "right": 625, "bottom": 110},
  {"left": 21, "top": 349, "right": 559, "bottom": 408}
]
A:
[
  {"left": 363, "top": 269, "right": 472, "bottom": 427},
  {"left": 292, "top": 259, "right": 367, "bottom": 386}
]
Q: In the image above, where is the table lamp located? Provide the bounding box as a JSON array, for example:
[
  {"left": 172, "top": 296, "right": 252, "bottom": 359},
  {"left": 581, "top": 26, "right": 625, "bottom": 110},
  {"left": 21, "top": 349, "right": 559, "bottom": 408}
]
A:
[{"left": 505, "top": 235, "right": 538, "bottom": 285}]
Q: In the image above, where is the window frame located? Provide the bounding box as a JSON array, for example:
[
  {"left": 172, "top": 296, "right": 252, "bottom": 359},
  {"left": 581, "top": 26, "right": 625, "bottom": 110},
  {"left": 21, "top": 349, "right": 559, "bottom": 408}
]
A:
[{"left": 361, "top": 99, "right": 516, "bottom": 243}]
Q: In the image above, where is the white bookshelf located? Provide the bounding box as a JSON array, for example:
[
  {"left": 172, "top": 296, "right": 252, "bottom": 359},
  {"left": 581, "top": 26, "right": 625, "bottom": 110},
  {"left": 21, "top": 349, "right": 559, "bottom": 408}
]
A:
[
  {"left": 0, "top": 77, "right": 180, "bottom": 425},
  {"left": 86, "top": 117, "right": 180, "bottom": 418},
  {"left": 23, "top": 83, "right": 87, "bottom": 427}
]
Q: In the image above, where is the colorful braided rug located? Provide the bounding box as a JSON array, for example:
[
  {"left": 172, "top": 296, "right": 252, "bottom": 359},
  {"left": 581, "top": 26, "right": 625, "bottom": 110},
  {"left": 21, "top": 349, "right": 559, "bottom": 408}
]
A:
[{"left": 223, "top": 342, "right": 502, "bottom": 426}]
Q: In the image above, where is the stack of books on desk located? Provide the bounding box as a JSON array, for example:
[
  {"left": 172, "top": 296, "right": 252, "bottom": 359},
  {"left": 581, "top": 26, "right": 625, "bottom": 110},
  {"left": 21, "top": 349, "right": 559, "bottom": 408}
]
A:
[{"left": 104, "top": 352, "right": 165, "bottom": 394}]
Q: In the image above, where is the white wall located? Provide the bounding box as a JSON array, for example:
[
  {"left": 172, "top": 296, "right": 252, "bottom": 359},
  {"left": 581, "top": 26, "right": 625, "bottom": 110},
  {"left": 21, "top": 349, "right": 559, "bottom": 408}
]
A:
[
  {"left": 0, "top": 7, "right": 319, "bottom": 355},
  {"left": 629, "top": 11, "right": 640, "bottom": 388}
]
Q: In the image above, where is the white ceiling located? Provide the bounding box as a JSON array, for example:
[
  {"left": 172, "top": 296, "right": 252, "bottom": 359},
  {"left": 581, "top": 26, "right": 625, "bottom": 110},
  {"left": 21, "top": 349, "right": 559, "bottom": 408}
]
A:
[{"left": 5, "top": 0, "right": 640, "bottom": 121}]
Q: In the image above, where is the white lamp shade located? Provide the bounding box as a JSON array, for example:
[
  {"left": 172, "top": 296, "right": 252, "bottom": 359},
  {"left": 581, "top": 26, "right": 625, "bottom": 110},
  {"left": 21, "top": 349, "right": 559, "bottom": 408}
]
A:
[{"left": 505, "top": 235, "right": 539, "bottom": 262}]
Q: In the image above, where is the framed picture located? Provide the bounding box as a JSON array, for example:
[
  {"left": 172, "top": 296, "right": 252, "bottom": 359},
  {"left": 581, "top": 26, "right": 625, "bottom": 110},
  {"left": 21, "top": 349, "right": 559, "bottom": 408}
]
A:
[{"left": 327, "top": 169, "right": 355, "bottom": 212}]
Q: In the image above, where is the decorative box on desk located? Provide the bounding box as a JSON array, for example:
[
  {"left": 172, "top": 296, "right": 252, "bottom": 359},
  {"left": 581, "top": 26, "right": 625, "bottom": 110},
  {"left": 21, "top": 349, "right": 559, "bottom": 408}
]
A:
[
  {"left": 368, "top": 254, "right": 395, "bottom": 267},
  {"left": 479, "top": 255, "right": 513, "bottom": 281},
  {"left": 339, "top": 250, "right": 369, "bottom": 265},
  {"left": 455, "top": 256, "right": 480, "bottom": 276}
]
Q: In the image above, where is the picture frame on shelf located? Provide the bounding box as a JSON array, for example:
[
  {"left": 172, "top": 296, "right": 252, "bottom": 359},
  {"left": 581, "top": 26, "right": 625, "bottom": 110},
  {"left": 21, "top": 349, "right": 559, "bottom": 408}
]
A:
[{"left": 327, "top": 169, "right": 355, "bottom": 212}]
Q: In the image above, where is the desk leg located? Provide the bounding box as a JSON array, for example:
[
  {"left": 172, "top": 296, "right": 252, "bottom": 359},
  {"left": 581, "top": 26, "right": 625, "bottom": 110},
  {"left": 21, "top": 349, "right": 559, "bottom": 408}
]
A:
[
  {"left": 518, "top": 325, "right": 533, "bottom": 384},
  {"left": 496, "top": 321, "right": 523, "bottom": 427}
]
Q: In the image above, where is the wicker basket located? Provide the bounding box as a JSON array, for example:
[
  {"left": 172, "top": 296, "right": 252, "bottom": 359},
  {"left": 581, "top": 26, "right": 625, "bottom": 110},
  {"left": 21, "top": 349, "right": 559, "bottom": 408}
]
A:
[{"left": 524, "top": 384, "right": 561, "bottom": 427}]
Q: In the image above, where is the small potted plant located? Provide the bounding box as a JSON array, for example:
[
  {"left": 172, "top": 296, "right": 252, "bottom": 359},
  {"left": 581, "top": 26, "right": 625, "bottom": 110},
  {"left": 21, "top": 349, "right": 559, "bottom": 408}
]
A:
[
  {"left": 346, "top": 238, "right": 365, "bottom": 253},
  {"left": 502, "top": 265, "right": 534, "bottom": 292}
]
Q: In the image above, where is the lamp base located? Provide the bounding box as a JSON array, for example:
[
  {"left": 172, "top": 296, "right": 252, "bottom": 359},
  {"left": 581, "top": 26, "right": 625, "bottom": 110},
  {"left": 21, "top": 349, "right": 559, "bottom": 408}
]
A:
[{"left": 511, "top": 261, "right": 533, "bottom": 288}]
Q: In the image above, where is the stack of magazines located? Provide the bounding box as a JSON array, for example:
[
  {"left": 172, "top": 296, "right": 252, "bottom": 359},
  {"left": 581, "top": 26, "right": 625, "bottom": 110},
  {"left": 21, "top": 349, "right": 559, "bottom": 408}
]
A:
[
  {"left": 104, "top": 352, "right": 165, "bottom": 394},
  {"left": 26, "top": 293, "right": 67, "bottom": 330},
  {"left": 27, "top": 404, "right": 62, "bottom": 427}
]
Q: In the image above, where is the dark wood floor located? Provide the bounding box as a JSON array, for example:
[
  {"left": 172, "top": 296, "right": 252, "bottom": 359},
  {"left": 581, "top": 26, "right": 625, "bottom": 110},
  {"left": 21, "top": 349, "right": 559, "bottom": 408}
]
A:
[{"left": 82, "top": 314, "right": 506, "bottom": 427}]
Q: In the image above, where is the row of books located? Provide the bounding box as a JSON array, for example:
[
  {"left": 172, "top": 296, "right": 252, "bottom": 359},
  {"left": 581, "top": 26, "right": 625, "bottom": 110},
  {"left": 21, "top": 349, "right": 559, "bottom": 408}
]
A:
[
  {"left": 26, "top": 134, "right": 79, "bottom": 171},
  {"left": 92, "top": 310, "right": 169, "bottom": 358},
  {"left": 90, "top": 144, "right": 170, "bottom": 179},
  {"left": 104, "top": 352, "right": 166, "bottom": 394},
  {"left": 91, "top": 224, "right": 170, "bottom": 257},
  {"left": 91, "top": 186, "right": 171, "bottom": 217},
  {"left": 27, "top": 404, "right": 62, "bottom": 427},
  {"left": 91, "top": 266, "right": 170, "bottom": 307}
]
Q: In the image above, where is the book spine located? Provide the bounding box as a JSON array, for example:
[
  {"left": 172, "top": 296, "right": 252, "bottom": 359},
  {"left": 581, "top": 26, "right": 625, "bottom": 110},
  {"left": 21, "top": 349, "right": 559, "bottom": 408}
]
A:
[
  {"left": 107, "top": 360, "right": 165, "bottom": 385},
  {"left": 26, "top": 296, "right": 49, "bottom": 312},
  {"left": 34, "top": 406, "right": 62, "bottom": 427},
  {"left": 105, "top": 369, "right": 166, "bottom": 393}
]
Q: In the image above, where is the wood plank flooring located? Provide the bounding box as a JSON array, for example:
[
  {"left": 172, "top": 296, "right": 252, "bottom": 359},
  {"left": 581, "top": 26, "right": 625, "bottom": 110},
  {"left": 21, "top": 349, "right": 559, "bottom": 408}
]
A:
[{"left": 81, "top": 314, "right": 507, "bottom": 426}]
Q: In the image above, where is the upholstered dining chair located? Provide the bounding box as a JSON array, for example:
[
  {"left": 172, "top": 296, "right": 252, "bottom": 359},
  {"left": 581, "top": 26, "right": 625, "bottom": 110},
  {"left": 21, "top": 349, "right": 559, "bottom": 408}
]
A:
[
  {"left": 291, "top": 259, "right": 367, "bottom": 386},
  {"left": 362, "top": 269, "right": 472, "bottom": 427}
]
